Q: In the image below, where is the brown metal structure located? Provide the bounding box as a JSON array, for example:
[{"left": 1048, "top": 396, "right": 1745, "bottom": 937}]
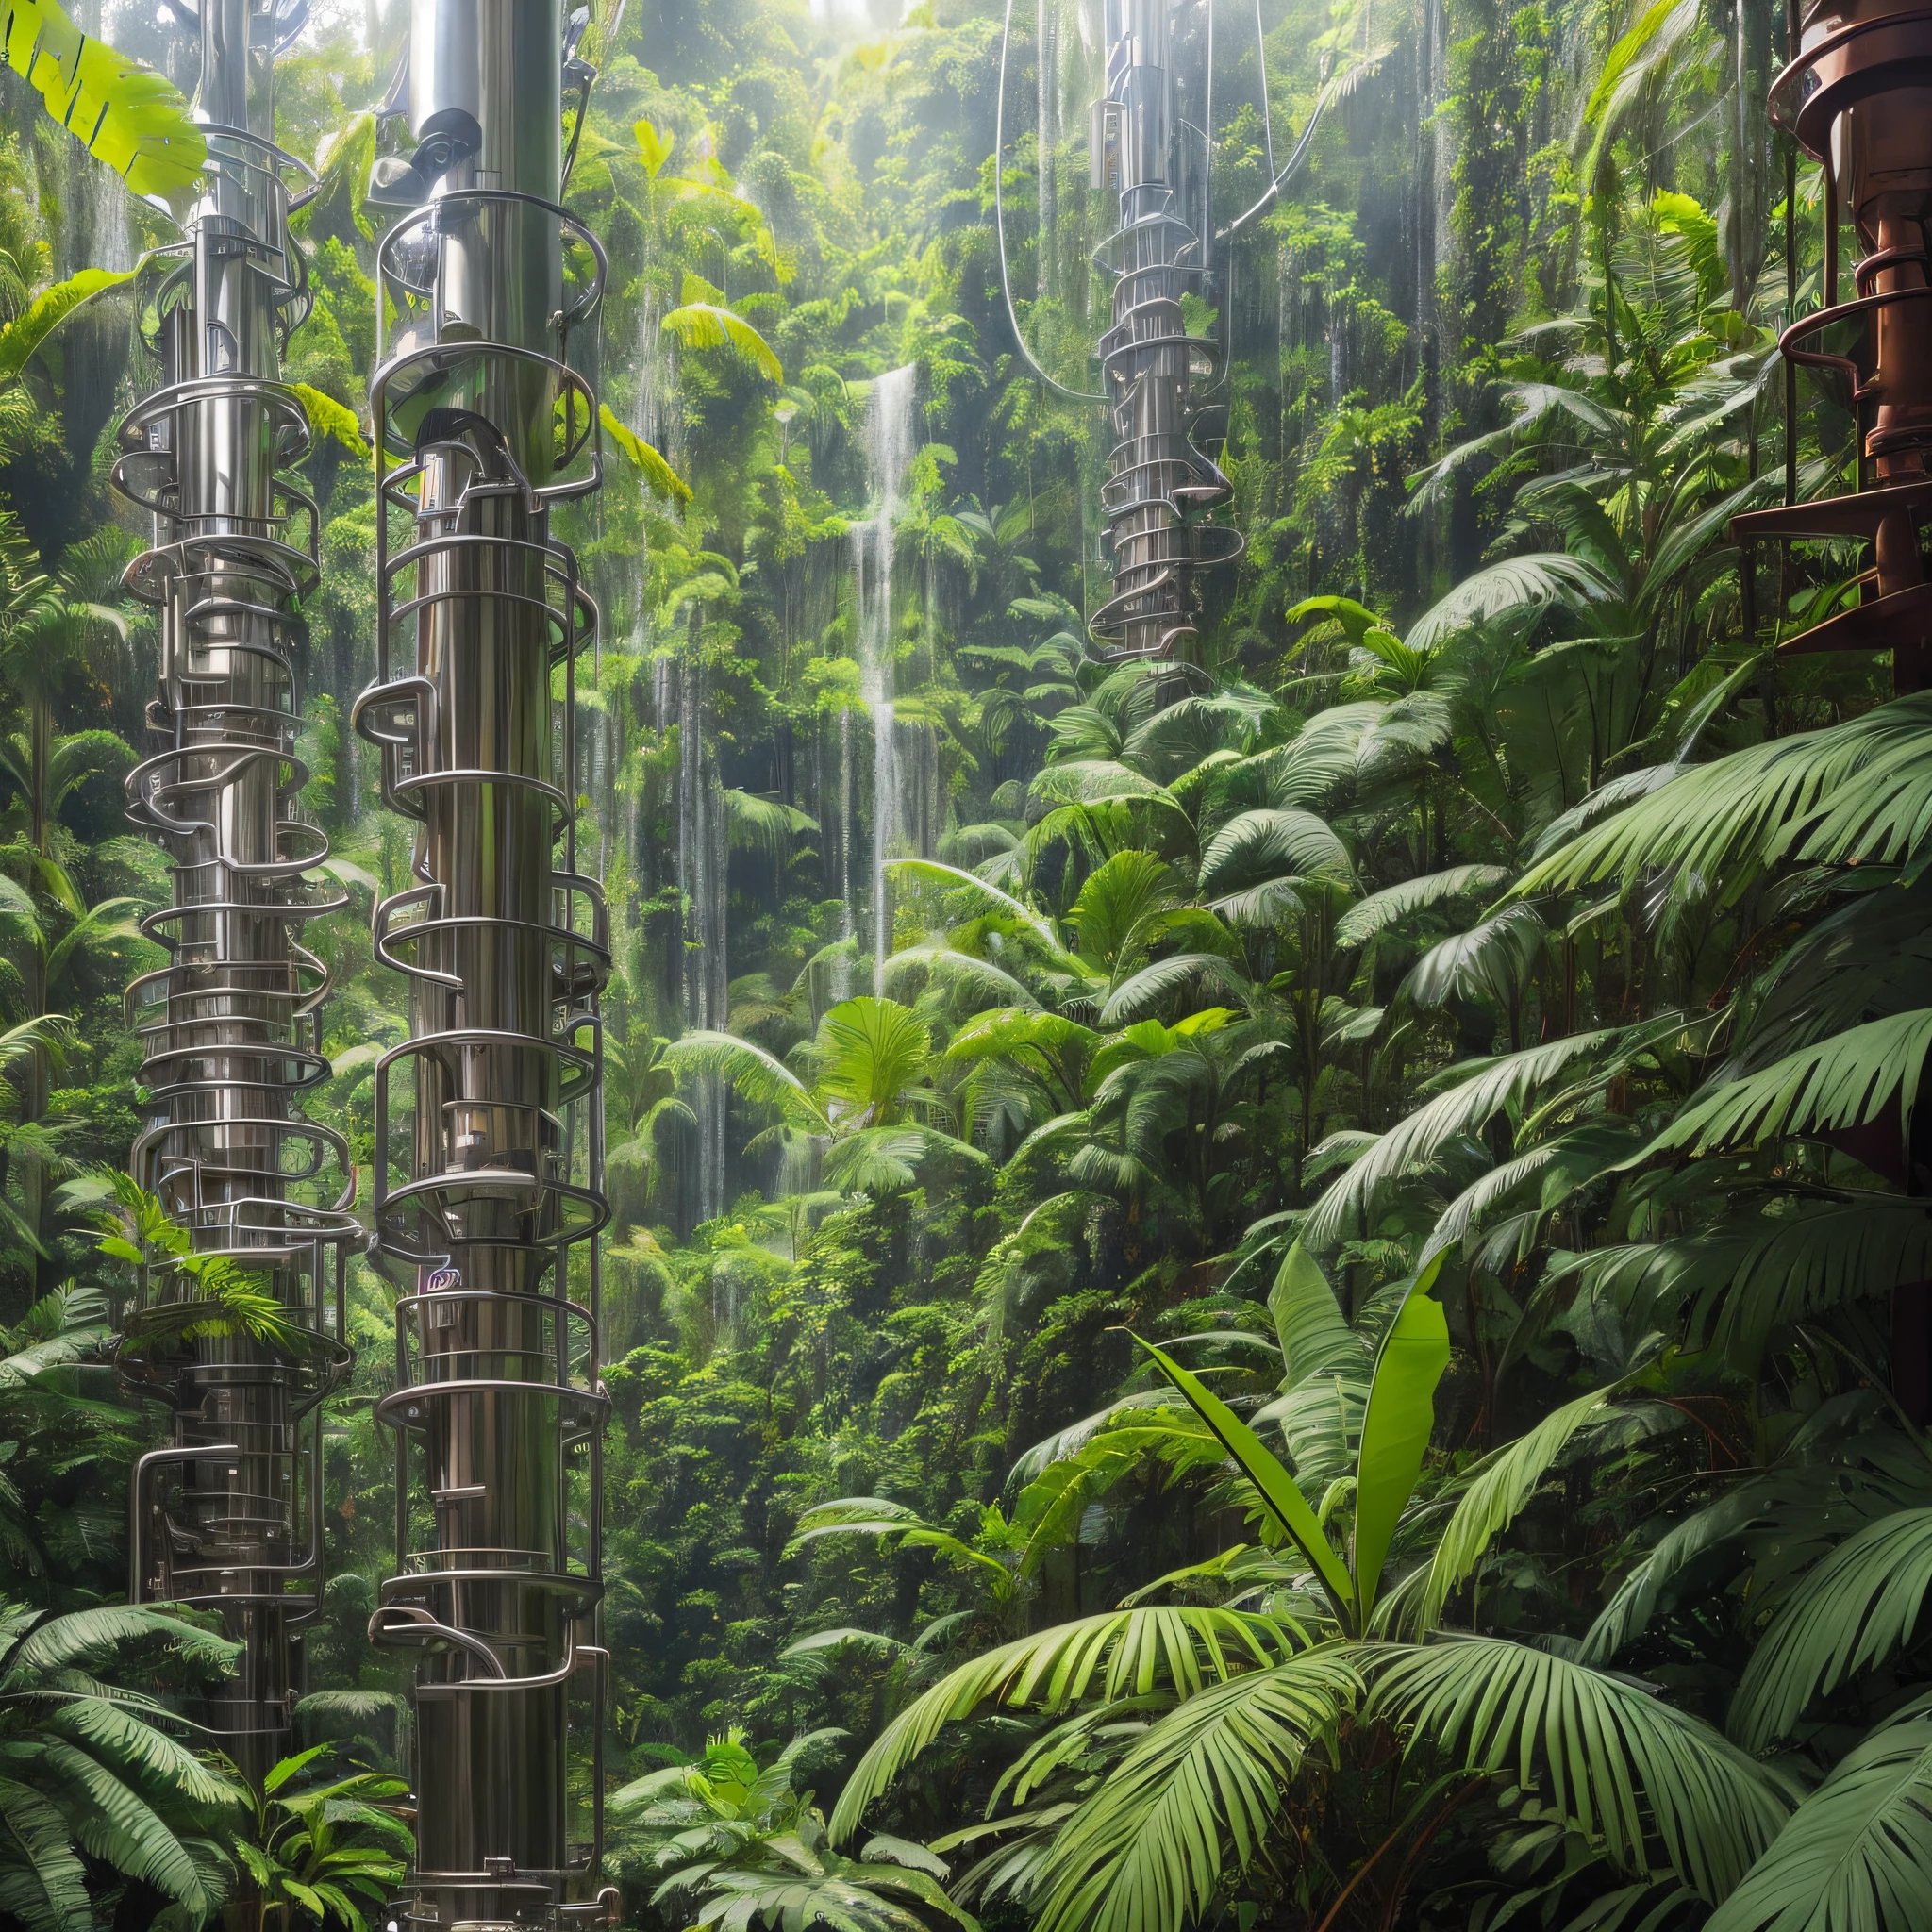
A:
[
  {"left": 1736, "top": 0, "right": 1932, "bottom": 690},
  {"left": 1734, "top": 0, "right": 1932, "bottom": 1415}
]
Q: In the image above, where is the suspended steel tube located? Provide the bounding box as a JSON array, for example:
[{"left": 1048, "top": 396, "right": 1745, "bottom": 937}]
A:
[
  {"left": 353, "top": 6, "right": 613, "bottom": 1926},
  {"left": 115, "top": 0, "right": 358, "bottom": 1799},
  {"left": 1088, "top": 0, "right": 1241, "bottom": 660}
]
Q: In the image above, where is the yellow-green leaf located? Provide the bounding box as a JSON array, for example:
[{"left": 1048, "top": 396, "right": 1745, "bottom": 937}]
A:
[
  {"left": 660, "top": 302, "right": 784, "bottom": 384},
  {"left": 3, "top": 1, "right": 206, "bottom": 199},
  {"left": 0, "top": 268, "right": 132, "bottom": 380},
  {"left": 290, "top": 383, "right": 369, "bottom": 458},
  {"left": 1353, "top": 1253, "right": 1450, "bottom": 1618},
  {"left": 1133, "top": 1333, "right": 1357, "bottom": 1622},
  {"left": 634, "top": 117, "right": 676, "bottom": 179},
  {"left": 600, "top": 403, "right": 692, "bottom": 504}
]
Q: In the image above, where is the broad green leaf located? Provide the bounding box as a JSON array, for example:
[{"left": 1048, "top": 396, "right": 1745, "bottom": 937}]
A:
[
  {"left": 0, "top": 268, "right": 131, "bottom": 381},
  {"left": 1, "top": 3, "right": 205, "bottom": 198},
  {"left": 601, "top": 402, "right": 692, "bottom": 504},
  {"left": 661, "top": 302, "right": 784, "bottom": 383},
  {"left": 1706, "top": 1717, "right": 1932, "bottom": 1932},
  {"left": 1133, "top": 1334, "right": 1357, "bottom": 1621},
  {"left": 290, "top": 384, "right": 368, "bottom": 458},
  {"left": 1352, "top": 1256, "right": 1450, "bottom": 1616},
  {"left": 1267, "top": 1241, "right": 1363, "bottom": 1389}
]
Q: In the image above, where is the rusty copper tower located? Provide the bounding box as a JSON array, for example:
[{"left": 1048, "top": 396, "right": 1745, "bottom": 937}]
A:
[
  {"left": 1738, "top": 0, "right": 1932, "bottom": 689},
  {"left": 1734, "top": 0, "right": 1932, "bottom": 1411}
]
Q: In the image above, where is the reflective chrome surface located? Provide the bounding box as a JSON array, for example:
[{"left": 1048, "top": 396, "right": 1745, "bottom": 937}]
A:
[
  {"left": 356, "top": 7, "right": 613, "bottom": 1927},
  {"left": 115, "top": 0, "right": 358, "bottom": 1797}
]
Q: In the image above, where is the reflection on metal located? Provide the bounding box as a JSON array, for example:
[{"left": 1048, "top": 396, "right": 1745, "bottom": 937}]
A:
[
  {"left": 115, "top": 0, "right": 358, "bottom": 1795},
  {"left": 353, "top": 5, "right": 614, "bottom": 1927},
  {"left": 1735, "top": 0, "right": 1932, "bottom": 689}
]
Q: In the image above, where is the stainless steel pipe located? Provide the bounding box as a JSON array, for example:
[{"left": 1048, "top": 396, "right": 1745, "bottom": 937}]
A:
[
  {"left": 115, "top": 0, "right": 358, "bottom": 1796},
  {"left": 354, "top": 6, "right": 613, "bottom": 1926}
]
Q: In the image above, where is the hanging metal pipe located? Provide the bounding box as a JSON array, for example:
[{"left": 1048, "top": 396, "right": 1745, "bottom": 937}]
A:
[
  {"left": 353, "top": 5, "right": 613, "bottom": 1925},
  {"left": 114, "top": 0, "right": 358, "bottom": 1800},
  {"left": 1088, "top": 0, "right": 1241, "bottom": 660}
]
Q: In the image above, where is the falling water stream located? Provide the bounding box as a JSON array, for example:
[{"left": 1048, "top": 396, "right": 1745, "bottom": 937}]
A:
[{"left": 856, "top": 365, "right": 918, "bottom": 991}]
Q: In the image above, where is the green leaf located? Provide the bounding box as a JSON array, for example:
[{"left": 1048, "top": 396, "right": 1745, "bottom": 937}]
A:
[
  {"left": 661, "top": 302, "right": 784, "bottom": 383},
  {"left": 1132, "top": 1334, "right": 1357, "bottom": 1623},
  {"left": 826, "top": 1607, "right": 1297, "bottom": 1843},
  {"left": 601, "top": 403, "right": 693, "bottom": 504},
  {"left": 1707, "top": 1717, "right": 1932, "bottom": 1932},
  {"left": 0, "top": 268, "right": 132, "bottom": 381},
  {"left": 1026, "top": 1648, "right": 1364, "bottom": 1932},
  {"left": 1267, "top": 1241, "right": 1365, "bottom": 1388},
  {"left": 1373, "top": 1637, "right": 1791, "bottom": 1901},
  {"left": 289, "top": 384, "right": 368, "bottom": 458},
  {"left": 1641, "top": 1011, "right": 1932, "bottom": 1163},
  {"left": 1, "top": 3, "right": 205, "bottom": 198},
  {"left": 1352, "top": 1257, "right": 1450, "bottom": 1618},
  {"left": 1730, "top": 1508, "right": 1932, "bottom": 1753},
  {"left": 1423, "top": 1380, "right": 1629, "bottom": 1627}
]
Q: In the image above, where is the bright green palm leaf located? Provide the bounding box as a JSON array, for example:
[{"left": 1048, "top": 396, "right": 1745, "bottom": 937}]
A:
[
  {"left": 2, "top": 2, "right": 205, "bottom": 197},
  {"left": 601, "top": 402, "right": 693, "bottom": 503},
  {"left": 826, "top": 1607, "right": 1295, "bottom": 1842},
  {"left": 1352, "top": 1257, "right": 1451, "bottom": 1618},
  {"left": 1267, "top": 1241, "right": 1365, "bottom": 1388},
  {"left": 1027, "top": 1649, "right": 1364, "bottom": 1932},
  {"left": 1334, "top": 865, "right": 1516, "bottom": 947},
  {"left": 1373, "top": 1637, "right": 1791, "bottom": 1900},
  {"left": 1706, "top": 1719, "right": 1932, "bottom": 1932},
  {"left": 0, "top": 268, "right": 132, "bottom": 380},
  {"left": 660, "top": 302, "right": 784, "bottom": 382},
  {"left": 1132, "top": 1334, "right": 1357, "bottom": 1623}
]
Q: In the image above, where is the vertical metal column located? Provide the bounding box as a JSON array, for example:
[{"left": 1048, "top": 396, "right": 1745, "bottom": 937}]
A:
[
  {"left": 1088, "top": 0, "right": 1241, "bottom": 660},
  {"left": 114, "top": 0, "right": 358, "bottom": 1800},
  {"left": 1730, "top": 0, "right": 1932, "bottom": 1420},
  {"left": 1735, "top": 0, "right": 1932, "bottom": 694},
  {"left": 354, "top": 6, "right": 613, "bottom": 1926}
]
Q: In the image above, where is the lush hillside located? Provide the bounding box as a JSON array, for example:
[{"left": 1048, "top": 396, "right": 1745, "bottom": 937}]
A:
[{"left": 7, "top": 0, "right": 1932, "bottom": 1929}]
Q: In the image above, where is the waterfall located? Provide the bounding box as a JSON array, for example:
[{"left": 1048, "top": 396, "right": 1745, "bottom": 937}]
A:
[
  {"left": 1038, "top": 0, "right": 1058, "bottom": 302},
  {"left": 855, "top": 365, "right": 918, "bottom": 992},
  {"left": 675, "top": 643, "right": 729, "bottom": 1225}
]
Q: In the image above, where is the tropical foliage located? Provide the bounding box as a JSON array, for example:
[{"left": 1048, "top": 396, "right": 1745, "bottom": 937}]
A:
[{"left": 4, "top": 1, "right": 1932, "bottom": 1931}]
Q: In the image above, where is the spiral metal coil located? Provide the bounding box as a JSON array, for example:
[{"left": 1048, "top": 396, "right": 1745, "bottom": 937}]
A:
[
  {"left": 1090, "top": 0, "right": 1241, "bottom": 661},
  {"left": 1734, "top": 0, "right": 1932, "bottom": 688},
  {"left": 353, "top": 8, "right": 614, "bottom": 1924},
  {"left": 112, "top": 0, "right": 358, "bottom": 1790}
]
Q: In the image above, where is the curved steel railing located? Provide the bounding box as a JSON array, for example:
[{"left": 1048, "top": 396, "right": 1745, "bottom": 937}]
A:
[
  {"left": 354, "top": 29, "right": 614, "bottom": 1921},
  {"left": 114, "top": 0, "right": 358, "bottom": 1790}
]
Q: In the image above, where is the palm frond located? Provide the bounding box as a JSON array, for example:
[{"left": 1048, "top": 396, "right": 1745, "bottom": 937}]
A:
[
  {"left": 1706, "top": 1716, "right": 1932, "bottom": 1932},
  {"left": 1026, "top": 1650, "right": 1364, "bottom": 1932},
  {"left": 826, "top": 1609, "right": 1300, "bottom": 1843},
  {"left": 1730, "top": 1508, "right": 1932, "bottom": 1753},
  {"left": 1373, "top": 1638, "right": 1791, "bottom": 1900}
]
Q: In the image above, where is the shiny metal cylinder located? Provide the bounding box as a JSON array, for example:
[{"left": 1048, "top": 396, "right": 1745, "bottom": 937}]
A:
[
  {"left": 1090, "top": 0, "right": 1240, "bottom": 661},
  {"left": 114, "top": 0, "right": 358, "bottom": 1796},
  {"left": 357, "top": 5, "right": 613, "bottom": 1926}
]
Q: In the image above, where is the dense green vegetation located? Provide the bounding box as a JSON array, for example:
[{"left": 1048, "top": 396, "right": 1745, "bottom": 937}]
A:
[{"left": 8, "top": 0, "right": 1932, "bottom": 1926}]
